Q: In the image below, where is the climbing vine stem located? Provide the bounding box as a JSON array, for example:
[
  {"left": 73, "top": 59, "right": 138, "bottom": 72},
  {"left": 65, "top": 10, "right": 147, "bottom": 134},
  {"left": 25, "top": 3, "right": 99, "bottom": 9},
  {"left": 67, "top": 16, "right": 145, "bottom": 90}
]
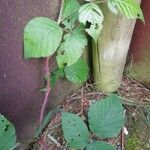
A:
[
  {"left": 39, "top": 0, "right": 65, "bottom": 123},
  {"left": 39, "top": 56, "right": 51, "bottom": 123}
]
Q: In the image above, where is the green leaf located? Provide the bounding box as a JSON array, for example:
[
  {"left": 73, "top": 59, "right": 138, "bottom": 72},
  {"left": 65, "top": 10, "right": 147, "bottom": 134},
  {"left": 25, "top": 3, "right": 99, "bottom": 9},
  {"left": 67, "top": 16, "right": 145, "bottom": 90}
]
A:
[
  {"left": 0, "top": 114, "right": 16, "bottom": 150},
  {"left": 107, "top": 1, "right": 119, "bottom": 14},
  {"left": 50, "top": 68, "right": 65, "bottom": 88},
  {"left": 57, "top": 25, "right": 87, "bottom": 66},
  {"left": 62, "top": 0, "right": 81, "bottom": 30},
  {"left": 62, "top": 112, "right": 90, "bottom": 149},
  {"left": 85, "top": 24, "right": 103, "bottom": 42},
  {"left": 64, "top": 58, "right": 89, "bottom": 83},
  {"left": 86, "top": 141, "right": 116, "bottom": 150},
  {"left": 24, "top": 17, "right": 63, "bottom": 58},
  {"left": 88, "top": 94, "right": 124, "bottom": 138},
  {"left": 56, "top": 54, "right": 67, "bottom": 68},
  {"left": 79, "top": 3, "right": 104, "bottom": 42},
  {"left": 108, "top": 0, "right": 144, "bottom": 22},
  {"left": 79, "top": 3, "right": 104, "bottom": 25}
]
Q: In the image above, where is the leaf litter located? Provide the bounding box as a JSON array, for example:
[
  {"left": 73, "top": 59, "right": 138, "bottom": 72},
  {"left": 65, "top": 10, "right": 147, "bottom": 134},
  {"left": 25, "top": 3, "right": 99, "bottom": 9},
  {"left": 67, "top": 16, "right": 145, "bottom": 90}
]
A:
[{"left": 26, "top": 75, "right": 150, "bottom": 150}]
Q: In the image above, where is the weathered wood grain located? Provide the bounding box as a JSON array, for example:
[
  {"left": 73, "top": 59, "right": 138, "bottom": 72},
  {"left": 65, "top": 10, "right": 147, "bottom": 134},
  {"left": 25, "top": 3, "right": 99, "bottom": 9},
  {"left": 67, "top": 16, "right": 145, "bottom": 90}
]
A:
[{"left": 93, "top": 2, "right": 141, "bottom": 92}]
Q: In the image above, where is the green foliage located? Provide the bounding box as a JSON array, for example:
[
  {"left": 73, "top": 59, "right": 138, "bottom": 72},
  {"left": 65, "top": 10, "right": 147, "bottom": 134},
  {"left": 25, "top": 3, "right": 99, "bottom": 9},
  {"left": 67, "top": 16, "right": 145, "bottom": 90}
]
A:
[
  {"left": 107, "top": 1, "right": 119, "bottom": 14},
  {"left": 79, "top": 3, "right": 104, "bottom": 42},
  {"left": 0, "top": 114, "right": 16, "bottom": 150},
  {"left": 86, "top": 24, "right": 103, "bottom": 43},
  {"left": 64, "top": 58, "right": 89, "bottom": 83},
  {"left": 23, "top": 0, "right": 144, "bottom": 86},
  {"left": 62, "top": 94, "right": 125, "bottom": 149},
  {"left": 24, "top": 17, "right": 63, "bottom": 58},
  {"left": 50, "top": 68, "right": 65, "bottom": 88},
  {"left": 51, "top": 57, "right": 89, "bottom": 86},
  {"left": 125, "top": 122, "right": 142, "bottom": 150},
  {"left": 62, "top": 112, "right": 90, "bottom": 149},
  {"left": 23, "top": 3, "right": 144, "bottom": 148},
  {"left": 88, "top": 94, "right": 124, "bottom": 138},
  {"left": 79, "top": 3, "right": 104, "bottom": 25},
  {"left": 62, "top": 0, "right": 81, "bottom": 30},
  {"left": 57, "top": 25, "right": 87, "bottom": 66},
  {"left": 108, "top": 0, "right": 144, "bottom": 22},
  {"left": 126, "top": 135, "right": 141, "bottom": 150},
  {"left": 86, "top": 141, "right": 116, "bottom": 150}
]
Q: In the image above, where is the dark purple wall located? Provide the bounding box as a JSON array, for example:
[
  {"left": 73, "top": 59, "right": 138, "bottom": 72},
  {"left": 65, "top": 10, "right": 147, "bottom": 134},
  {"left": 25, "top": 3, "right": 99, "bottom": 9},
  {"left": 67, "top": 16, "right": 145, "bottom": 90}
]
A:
[
  {"left": 0, "top": 0, "right": 79, "bottom": 148},
  {"left": 127, "top": 0, "right": 150, "bottom": 88}
]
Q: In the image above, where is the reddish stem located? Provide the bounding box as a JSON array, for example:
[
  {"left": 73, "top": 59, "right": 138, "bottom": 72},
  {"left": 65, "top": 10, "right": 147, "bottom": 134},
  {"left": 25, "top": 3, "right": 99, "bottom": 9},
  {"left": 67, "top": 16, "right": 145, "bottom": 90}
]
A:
[
  {"left": 40, "top": 56, "right": 51, "bottom": 123},
  {"left": 39, "top": 0, "right": 64, "bottom": 124}
]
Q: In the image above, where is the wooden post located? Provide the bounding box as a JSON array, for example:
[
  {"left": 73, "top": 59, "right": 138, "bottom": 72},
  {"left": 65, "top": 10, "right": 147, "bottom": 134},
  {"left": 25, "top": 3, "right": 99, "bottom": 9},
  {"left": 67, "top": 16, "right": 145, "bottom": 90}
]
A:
[{"left": 93, "top": 2, "right": 140, "bottom": 92}]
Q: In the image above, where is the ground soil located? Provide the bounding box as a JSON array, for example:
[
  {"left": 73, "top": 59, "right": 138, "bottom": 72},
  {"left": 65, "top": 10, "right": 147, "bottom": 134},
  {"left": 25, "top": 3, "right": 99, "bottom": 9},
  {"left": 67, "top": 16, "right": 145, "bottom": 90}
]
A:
[{"left": 26, "top": 75, "right": 150, "bottom": 150}]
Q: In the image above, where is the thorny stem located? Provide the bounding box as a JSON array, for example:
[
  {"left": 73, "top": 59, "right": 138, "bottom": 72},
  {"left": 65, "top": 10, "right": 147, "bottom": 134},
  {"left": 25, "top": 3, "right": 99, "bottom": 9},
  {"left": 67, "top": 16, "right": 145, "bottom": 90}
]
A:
[
  {"left": 39, "top": 0, "right": 65, "bottom": 123},
  {"left": 40, "top": 56, "right": 51, "bottom": 123}
]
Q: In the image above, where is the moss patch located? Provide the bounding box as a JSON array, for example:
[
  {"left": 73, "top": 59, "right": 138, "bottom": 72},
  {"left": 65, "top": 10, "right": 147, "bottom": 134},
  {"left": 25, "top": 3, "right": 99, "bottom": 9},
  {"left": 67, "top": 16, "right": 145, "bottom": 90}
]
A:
[{"left": 125, "top": 118, "right": 150, "bottom": 150}]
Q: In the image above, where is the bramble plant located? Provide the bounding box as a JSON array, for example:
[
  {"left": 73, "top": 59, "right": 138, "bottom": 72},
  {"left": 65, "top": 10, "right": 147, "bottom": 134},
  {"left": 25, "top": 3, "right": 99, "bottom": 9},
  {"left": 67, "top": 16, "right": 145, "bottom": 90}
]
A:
[
  {"left": 62, "top": 94, "right": 125, "bottom": 149},
  {"left": 23, "top": 0, "right": 144, "bottom": 123},
  {"left": 0, "top": 114, "right": 17, "bottom": 150}
]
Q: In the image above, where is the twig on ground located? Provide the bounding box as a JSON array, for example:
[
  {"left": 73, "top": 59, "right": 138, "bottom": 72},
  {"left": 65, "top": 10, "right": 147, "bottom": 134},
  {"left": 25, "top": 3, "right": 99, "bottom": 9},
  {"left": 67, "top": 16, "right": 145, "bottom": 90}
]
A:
[
  {"left": 49, "top": 123, "right": 62, "bottom": 130},
  {"left": 48, "top": 134, "right": 65, "bottom": 149},
  {"left": 126, "top": 75, "right": 149, "bottom": 91},
  {"left": 121, "top": 128, "right": 124, "bottom": 150},
  {"left": 77, "top": 86, "right": 84, "bottom": 116}
]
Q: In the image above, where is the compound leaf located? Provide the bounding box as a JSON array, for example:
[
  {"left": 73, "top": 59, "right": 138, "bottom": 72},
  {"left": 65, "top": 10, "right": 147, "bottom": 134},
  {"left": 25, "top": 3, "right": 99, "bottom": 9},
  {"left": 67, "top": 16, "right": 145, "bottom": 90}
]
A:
[
  {"left": 64, "top": 58, "right": 89, "bottom": 83},
  {"left": 24, "top": 17, "right": 63, "bottom": 58},
  {"left": 88, "top": 94, "right": 124, "bottom": 138},
  {"left": 62, "top": 0, "right": 81, "bottom": 30},
  {"left": 0, "top": 114, "right": 16, "bottom": 150},
  {"left": 86, "top": 141, "right": 116, "bottom": 150},
  {"left": 108, "top": 0, "right": 144, "bottom": 22},
  {"left": 62, "top": 112, "right": 90, "bottom": 149},
  {"left": 57, "top": 25, "right": 87, "bottom": 66}
]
